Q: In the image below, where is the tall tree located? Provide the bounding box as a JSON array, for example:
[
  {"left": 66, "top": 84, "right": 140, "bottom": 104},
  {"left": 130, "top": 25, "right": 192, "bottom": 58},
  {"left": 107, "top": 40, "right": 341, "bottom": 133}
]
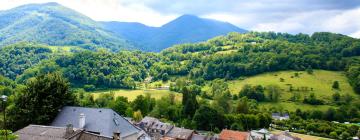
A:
[
  {"left": 7, "top": 72, "right": 75, "bottom": 130},
  {"left": 192, "top": 105, "right": 224, "bottom": 131},
  {"left": 182, "top": 86, "right": 199, "bottom": 118}
]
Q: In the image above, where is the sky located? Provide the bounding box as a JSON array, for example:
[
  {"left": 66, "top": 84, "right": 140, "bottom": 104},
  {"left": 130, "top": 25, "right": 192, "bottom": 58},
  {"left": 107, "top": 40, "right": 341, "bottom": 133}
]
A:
[{"left": 0, "top": 0, "right": 360, "bottom": 38}]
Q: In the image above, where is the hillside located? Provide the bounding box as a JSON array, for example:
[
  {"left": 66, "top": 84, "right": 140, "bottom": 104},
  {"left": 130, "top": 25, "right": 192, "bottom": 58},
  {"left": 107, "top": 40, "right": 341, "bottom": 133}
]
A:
[
  {"left": 227, "top": 70, "right": 358, "bottom": 111},
  {"left": 102, "top": 14, "right": 247, "bottom": 52},
  {"left": 0, "top": 2, "right": 133, "bottom": 51}
]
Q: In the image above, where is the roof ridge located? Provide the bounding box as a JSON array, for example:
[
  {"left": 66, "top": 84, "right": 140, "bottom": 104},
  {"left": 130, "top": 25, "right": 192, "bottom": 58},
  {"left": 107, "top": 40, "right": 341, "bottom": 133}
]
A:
[{"left": 63, "top": 106, "right": 114, "bottom": 110}]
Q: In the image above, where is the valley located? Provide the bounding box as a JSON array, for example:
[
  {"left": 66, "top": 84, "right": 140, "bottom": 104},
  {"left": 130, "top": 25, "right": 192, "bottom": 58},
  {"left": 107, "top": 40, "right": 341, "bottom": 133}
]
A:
[{"left": 0, "top": 2, "right": 359, "bottom": 140}]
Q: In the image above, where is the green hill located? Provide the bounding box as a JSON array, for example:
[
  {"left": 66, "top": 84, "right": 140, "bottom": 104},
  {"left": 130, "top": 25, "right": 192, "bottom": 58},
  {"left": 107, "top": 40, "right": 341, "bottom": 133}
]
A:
[
  {"left": 0, "top": 2, "right": 133, "bottom": 51},
  {"left": 228, "top": 70, "right": 356, "bottom": 100},
  {"left": 227, "top": 70, "right": 359, "bottom": 111}
]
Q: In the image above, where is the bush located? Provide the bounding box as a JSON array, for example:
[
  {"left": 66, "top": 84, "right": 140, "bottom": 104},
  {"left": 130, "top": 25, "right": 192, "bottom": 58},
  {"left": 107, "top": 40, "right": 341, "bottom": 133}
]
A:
[{"left": 83, "top": 84, "right": 96, "bottom": 91}]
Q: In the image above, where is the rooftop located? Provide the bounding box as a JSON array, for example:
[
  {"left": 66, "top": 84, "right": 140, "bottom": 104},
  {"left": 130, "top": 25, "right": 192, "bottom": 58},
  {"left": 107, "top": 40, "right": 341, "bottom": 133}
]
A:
[
  {"left": 51, "top": 106, "right": 141, "bottom": 138},
  {"left": 219, "top": 130, "right": 249, "bottom": 140},
  {"left": 165, "top": 127, "right": 194, "bottom": 139}
]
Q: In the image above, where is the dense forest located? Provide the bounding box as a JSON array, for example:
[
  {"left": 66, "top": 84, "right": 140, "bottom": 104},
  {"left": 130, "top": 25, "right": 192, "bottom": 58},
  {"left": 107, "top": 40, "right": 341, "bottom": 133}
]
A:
[{"left": 1, "top": 31, "right": 360, "bottom": 139}]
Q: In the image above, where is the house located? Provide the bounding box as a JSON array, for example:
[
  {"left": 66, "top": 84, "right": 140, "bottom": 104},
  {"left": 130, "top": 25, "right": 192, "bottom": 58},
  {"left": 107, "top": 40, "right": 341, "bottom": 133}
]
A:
[
  {"left": 137, "top": 116, "right": 174, "bottom": 139},
  {"left": 162, "top": 127, "right": 195, "bottom": 140},
  {"left": 271, "top": 113, "right": 290, "bottom": 120},
  {"left": 219, "top": 130, "right": 251, "bottom": 140},
  {"left": 191, "top": 134, "right": 218, "bottom": 140},
  {"left": 15, "top": 124, "right": 114, "bottom": 140},
  {"left": 250, "top": 129, "right": 272, "bottom": 140},
  {"left": 138, "top": 116, "right": 214, "bottom": 140},
  {"left": 51, "top": 106, "right": 148, "bottom": 140},
  {"left": 269, "top": 132, "right": 301, "bottom": 140}
]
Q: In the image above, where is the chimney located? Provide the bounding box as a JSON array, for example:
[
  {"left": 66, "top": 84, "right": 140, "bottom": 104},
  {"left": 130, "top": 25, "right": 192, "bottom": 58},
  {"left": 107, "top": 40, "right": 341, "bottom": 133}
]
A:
[
  {"left": 113, "top": 131, "right": 121, "bottom": 140},
  {"left": 65, "top": 124, "right": 74, "bottom": 138},
  {"left": 79, "top": 113, "right": 86, "bottom": 128}
]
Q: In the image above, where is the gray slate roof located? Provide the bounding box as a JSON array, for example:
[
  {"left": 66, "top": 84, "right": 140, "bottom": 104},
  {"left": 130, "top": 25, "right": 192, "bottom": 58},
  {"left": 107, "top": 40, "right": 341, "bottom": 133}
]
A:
[
  {"left": 51, "top": 106, "right": 140, "bottom": 138},
  {"left": 165, "top": 127, "right": 194, "bottom": 139},
  {"left": 15, "top": 125, "right": 81, "bottom": 140}
]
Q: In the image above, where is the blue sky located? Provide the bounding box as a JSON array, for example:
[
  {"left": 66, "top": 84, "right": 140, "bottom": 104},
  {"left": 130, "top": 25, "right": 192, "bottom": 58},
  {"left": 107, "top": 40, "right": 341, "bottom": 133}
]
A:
[{"left": 1, "top": 0, "right": 360, "bottom": 38}]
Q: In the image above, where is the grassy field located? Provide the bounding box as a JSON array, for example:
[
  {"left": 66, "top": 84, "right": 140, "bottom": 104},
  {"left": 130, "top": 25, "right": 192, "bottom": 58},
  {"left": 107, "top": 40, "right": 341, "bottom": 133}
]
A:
[
  {"left": 228, "top": 70, "right": 355, "bottom": 97},
  {"left": 227, "top": 70, "right": 358, "bottom": 111},
  {"left": 271, "top": 130, "right": 332, "bottom": 140},
  {"left": 92, "top": 89, "right": 182, "bottom": 101}
]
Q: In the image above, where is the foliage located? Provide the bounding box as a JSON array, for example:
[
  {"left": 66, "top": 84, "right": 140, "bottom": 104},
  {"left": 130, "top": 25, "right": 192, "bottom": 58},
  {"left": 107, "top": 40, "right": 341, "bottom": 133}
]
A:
[
  {"left": 182, "top": 86, "right": 199, "bottom": 118},
  {"left": 239, "top": 85, "right": 265, "bottom": 101},
  {"left": 133, "top": 110, "right": 143, "bottom": 122},
  {"left": 0, "top": 130, "right": 18, "bottom": 140},
  {"left": 332, "top": 81, "right": 340, "bottom": 89},
  {"left": 132, "top": 93, "right": 156, "bottom": 115},
  {"left": 7, "top": 72, "right": 76, "bottom": 130},
  {"left": 192, "top": 105, "right": 224, "bottom": 131},
  {"left": 0, "top": 43, "right": 54, "bottom": 80},
  {"left": 266, "top": 84, "right": 281, "bottom": 102}
]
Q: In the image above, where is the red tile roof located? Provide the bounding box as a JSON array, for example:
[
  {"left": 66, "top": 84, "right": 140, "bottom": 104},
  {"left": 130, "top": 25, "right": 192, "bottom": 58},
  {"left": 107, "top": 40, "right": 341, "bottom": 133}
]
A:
[{"left": 219, "top": 130, "right": 249, "bottom": 140}]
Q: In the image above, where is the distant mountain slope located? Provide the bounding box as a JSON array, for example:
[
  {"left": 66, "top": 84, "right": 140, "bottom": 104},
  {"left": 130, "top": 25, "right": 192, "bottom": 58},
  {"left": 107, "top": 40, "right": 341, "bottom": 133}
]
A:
[
  {"left": 102, "top": 14, "right": 247, "bottom": 52},
  {"left": 0, "top": 2, "right": 133, "bottom": 51}
]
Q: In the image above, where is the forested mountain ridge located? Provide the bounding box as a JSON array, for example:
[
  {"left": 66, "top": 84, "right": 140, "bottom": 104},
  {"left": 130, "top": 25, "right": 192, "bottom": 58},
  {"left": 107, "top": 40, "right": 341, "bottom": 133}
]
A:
[
  {"left": 0, "top": 2, "right": 134, "bottom": 51},
  {"left": 101, "top": 14, "right": 247, "bottom": 52},
  {"left": 151, "top": 32, "right": 360, "bottom": 93},
  {"left": 1, "top": 31, "right": 359, "bottom": 95}
]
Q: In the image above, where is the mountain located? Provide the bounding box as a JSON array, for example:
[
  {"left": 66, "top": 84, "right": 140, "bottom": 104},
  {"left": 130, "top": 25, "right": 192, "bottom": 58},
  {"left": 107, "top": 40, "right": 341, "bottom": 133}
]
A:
[
  {"left": 0, "top": 2, "right": 133, "bottom": 51},
  {"left": 102, "top": 14, "right": 247, "bottom": 52}
]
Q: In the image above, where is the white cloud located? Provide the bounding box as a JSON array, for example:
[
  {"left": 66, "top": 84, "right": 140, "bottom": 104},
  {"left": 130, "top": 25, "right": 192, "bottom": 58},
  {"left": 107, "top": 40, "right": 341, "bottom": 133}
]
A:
[{"left": 251, "top": 8, "right": 360, "bottom": 36}]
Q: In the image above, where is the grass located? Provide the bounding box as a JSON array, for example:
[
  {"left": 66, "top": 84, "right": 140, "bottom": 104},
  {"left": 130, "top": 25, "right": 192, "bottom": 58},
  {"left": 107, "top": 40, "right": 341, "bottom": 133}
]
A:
[
  {"left": 271, "top": 130, "right": 332, "bottom": 140},
  {"left": 228, "top": 70, "right": 357, "bottom": 99},
  {"left": 226, "top": 70, "right": 358, "bottom": 111},
  {"left": 258, "top": 102, "right": 333, "bottom": 112},
  {"left": 91, "top": 89, "right": 182, "bottom": 101}
]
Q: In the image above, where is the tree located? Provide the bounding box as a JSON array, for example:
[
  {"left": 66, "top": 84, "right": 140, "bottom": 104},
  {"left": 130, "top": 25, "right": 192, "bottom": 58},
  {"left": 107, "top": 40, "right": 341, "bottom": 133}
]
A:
[
  {"left": 162, "top": 73, "right": 169, "bottom": 81},
  {"left": 236, "top": 97, "right": 250, "bottom": 114},
  {"left": 324, "top": 108, "right": 336, "bottom": 121},
  {"left": 329, "top": 131, "right": 338, "bottom": 139},
  {"left": 7, "top": 72, "right": 76, "bottom": 130},
  {"left": 239, "top": 85, "right": 265, "bottom": 102},
  {"left": 133, "top": 110, "right": 143, "bottom": 122},
  {"left": 332, "top": 81, "right": 340, "bottom": 89},
  {"left": 306, "top": 66, "right": 313, "bottom": 74},
  {"left": 340, "top": 131, "right": 351, "bottom": 140},
  {"left": 132, "top": 94, "right": 155, "bottom": 116},
  {"left": 108, "top": 96, "right": 129, "bottom": 115},
  {"left": 267, "top": 84, "right": 281, "bottom": 102},
  {"left": 182, "top": 86, "right": 199, "bottom": 118},
  {"left": 213, "top": 90, "right": 232, "bottom": 113},
  {"left": 0, "top": 130, "right": 17, "bottom": 140},
  {"left": 192, "top": 105, "right": 224, "bottom": 131},
  {"left": 332, "top": 92, "right": 341, "bottom": 102}
]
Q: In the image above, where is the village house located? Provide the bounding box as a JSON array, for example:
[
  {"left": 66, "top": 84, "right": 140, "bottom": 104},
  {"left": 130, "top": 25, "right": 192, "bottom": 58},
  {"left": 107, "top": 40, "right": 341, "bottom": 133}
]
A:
[
  {"left": 137, "top": 116, "right": 218, "bottom": 140},
  {"left": 219, "top": 130, "right": 251, "bottom": 140},
  {"left": 162, "top": 126, "right": 195, "bottom": 140},
  {"left": 250, "top": 128, "right": 272, "bottom": 140},
  {"left": 51, "top": 106, "right": 149, "bottom": 140},
  {"left": 138, "top": 116, "right": 174, "bottom": 139},
  {"left": 15, "top": 124, "right": 114, "bottom": 140},
  {"left": 269, "top": 132, "right": 301, "bottom": 140},
  {"left": 191, "top": 134, "right": 218, "bottom": 140},
  {"left": 271, "top": 113, "right": 290, "bottom": 120}
]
